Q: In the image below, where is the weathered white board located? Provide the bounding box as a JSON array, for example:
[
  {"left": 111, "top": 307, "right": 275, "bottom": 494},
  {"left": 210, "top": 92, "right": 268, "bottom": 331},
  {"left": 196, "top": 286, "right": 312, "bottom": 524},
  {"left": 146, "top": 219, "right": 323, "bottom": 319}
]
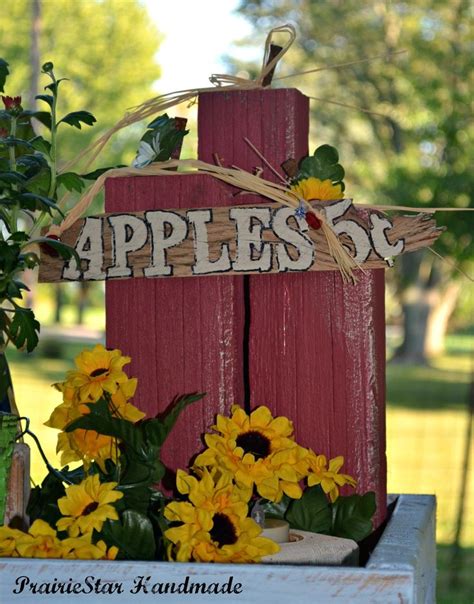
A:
[
  {"left": 38, "top": 199, "right": 442, "bottom": 283},
  {"left": 0, "top": 495, "right": 436, "bottom": 603}
]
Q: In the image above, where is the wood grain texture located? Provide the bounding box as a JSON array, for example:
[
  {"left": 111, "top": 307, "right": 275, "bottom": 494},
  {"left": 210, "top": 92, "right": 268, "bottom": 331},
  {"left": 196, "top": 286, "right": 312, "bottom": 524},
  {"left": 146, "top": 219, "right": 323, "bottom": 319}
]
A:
[
  {"left": 105, "top": 175, "right": 245, "bottom": 475},
  {"left": 38, "top": 200, "right": 441, "bottom": 283},
  {"left": 104, "top": 88, "right": 388, "bottom": 523},
  {"left": 228, "top": 91, "right": 388, "bottom": 527}
]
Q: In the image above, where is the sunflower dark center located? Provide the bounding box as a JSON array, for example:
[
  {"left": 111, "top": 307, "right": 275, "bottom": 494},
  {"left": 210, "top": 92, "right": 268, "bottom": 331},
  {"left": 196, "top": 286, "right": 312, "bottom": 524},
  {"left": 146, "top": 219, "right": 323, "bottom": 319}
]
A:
[
  {"left": 81, "top": 501, "right": 99, "bottom": 516},
  {"left": 210, "top": 513, "right": 237, "bottom": 547},
  {"left": 236, "top": 430, "right": 271, "bottom": 459},
  {"left": 90, "top": 368, "right": 108, "bottom": 378}
]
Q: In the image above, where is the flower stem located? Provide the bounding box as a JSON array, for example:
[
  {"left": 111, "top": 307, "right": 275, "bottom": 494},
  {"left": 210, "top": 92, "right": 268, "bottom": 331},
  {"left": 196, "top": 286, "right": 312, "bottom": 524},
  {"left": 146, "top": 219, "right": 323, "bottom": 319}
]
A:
[{"left": 9, "top": 117, "right": 18, "bottom": 233}]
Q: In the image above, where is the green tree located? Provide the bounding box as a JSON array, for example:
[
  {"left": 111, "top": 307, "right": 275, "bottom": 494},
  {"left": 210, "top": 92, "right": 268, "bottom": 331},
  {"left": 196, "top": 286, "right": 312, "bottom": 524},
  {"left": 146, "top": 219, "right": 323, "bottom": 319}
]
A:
[
  {"left": 0, "top": 0, "right": 162, "bottom": 168},
  {"left": 1, "top": 0, "right": 162, "bottom": 327},
  {"left": 234, "top": 0, "right": 473, "bottom": 362}
]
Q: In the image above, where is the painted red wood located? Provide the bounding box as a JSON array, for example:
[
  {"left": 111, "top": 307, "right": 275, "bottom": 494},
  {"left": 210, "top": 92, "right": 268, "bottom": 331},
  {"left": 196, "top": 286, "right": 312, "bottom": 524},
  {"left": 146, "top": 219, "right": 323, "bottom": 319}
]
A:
[
  {"left": 198, "top": 89, "right": 387, "bottom": 527},
  {"left": 106, "top": 88, "right": 386, "bottom": 527},
  {"left": 105, "top": 174, "right": 245, "bottom": 474}
]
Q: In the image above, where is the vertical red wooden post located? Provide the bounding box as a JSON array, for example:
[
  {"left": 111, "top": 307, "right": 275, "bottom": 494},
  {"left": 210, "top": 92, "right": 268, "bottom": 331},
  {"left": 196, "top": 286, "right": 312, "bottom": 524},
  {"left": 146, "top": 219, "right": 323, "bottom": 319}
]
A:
[
  {"left": 198, "top": 89, "right": 387, "bottom": 527},
  {"left": 105, "top": 174, "right": 246, "bottom": 474},
  {"left": 106, "top": 87, "right": 386, "bottom": 527}
]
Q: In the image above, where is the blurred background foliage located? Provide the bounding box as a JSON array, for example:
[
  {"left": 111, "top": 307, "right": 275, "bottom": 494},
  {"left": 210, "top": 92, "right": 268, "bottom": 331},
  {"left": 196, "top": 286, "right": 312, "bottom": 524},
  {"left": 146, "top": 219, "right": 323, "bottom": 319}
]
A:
[
  {"left": 232, "top": 0, "right": 473, "bottom": 363},
  {"left": 1, "top": 1, "right": 472, "bottom": 602}
]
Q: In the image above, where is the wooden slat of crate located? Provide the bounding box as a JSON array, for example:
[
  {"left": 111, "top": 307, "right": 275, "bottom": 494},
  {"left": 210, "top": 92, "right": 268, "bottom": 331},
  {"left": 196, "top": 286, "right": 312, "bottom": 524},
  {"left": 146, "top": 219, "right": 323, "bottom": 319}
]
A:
[{"left": 0, "top": 495, "right": 435, "bottom": 603}]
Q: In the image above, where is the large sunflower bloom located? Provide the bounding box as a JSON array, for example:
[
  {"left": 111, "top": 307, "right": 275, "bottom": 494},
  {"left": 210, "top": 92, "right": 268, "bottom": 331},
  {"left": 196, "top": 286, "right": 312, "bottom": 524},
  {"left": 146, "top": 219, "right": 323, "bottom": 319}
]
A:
[
  {"left": 291, "top": 177, "right": 343, "bottom": 201},
  {"left": 194, "top": 405, "right": 308, "bottom": 503},
  {"left": 164, "top": 469, "right": 279, "bottom": 563},
  {"left": 56, "top": 474, "right": 123, "bottom": 537},
  {"left": 306, "top": 452, "right": 357, "bottom": 502},
  {"left": 60, "top": 344, "right": 131, "bottom": 404}
]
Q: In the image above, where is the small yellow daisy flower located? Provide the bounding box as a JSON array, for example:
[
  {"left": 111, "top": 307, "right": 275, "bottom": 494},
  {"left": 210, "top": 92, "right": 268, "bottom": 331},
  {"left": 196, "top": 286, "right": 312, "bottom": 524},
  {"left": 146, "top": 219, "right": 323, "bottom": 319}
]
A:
[
  {"left": 306, "top": 452, "right": 357, "bottom": 502},
  {"left": 61, "top": 344, "right": 131, "bottom": 404}
]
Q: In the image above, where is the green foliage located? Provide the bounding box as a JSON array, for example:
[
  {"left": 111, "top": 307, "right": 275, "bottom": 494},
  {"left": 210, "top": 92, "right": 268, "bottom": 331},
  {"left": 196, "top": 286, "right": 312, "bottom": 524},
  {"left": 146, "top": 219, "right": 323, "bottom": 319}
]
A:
[
  {"left": 262, "top": 484, "right": 377, "bottom": 541},
  {"left": 286, "top": 485, "right": 333, "bottom": 533},
  {"left": 26, "top": 470, "right": 66, "bottom": 527},
  {"left": 102, "top": 510, "right": 156, "bottom": 560},
  {"left": 331, "top": 492, "right": 377, "bottom": 541},
  {"left": 0, "top": 59, "right": 9, "bottom": 92},
  {"left": 0, "top": 0, "right": 161, "bottom": 167},
  {"left": 235, "top": 0, "right": 473, "bottom": 355},
  {"left": 295, "top": 144, "right": 345, "bottom": 191}
]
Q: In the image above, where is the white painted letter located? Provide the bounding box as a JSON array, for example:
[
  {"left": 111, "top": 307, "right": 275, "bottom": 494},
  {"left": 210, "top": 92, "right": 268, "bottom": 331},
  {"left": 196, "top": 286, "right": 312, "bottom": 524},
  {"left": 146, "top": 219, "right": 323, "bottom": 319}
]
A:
[
  {"left": 187, "top": 209, "right": 232, "bottom": 274},
  {"left": 107, "top": 214, "right": 148, "bottom": 278},
  {"left": 369, "top": 214, "right": 405, "bottom": 258},
  {"left": 144, "top": 210, "right": 188, "bottom": 277},
  {"left": 323, "top": 200, "right": 372, "bottom": 264},
  {"left": 230, "top": 207, "right": 272, "bottom": 272},
  {"left": 273, "top": 207, "right": 314, "bottom": 271},
  {"left": 62, "top": 217, "right": 105, "bottom": 280}
]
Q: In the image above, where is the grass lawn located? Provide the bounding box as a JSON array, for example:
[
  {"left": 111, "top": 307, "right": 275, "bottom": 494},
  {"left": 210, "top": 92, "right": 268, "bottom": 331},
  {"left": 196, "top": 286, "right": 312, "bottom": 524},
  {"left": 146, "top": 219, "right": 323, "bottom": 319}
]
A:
[{"left": 7, "top": 329, "right": 474, "bottom": 602}]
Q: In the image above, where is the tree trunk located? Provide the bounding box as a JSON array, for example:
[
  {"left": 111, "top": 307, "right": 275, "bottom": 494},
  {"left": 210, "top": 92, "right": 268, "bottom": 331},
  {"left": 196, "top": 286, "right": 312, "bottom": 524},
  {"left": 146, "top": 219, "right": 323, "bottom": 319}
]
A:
[
  {"left": 76, "top": 282, "right": 89, "bottom": 325},
  {"left": 425, "top": 282, "right": 461, "bottom": 357},
  {"left": 394, "top": 282, "right": 460, "bottom": 364}
]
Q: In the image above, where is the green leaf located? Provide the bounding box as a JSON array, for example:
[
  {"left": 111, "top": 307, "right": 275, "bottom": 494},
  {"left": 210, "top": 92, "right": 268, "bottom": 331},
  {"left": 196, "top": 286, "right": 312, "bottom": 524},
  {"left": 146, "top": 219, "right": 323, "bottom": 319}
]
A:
[
  {"left": 56, "top": 171, "right": 85, "bottom": 193},
  {"left": 81, "top": 165, "right": 125, "bottom": 180},
  {"left": 102, "top": 510, "right": 156, "bottom": 560},
  {"left": 31, "top": 236, "right": 80, "bottom": 265},
  {"left": 296, "top": 144, "right": 345, "bottom": 189},
  {"left": 44, "top": 78, "right": 68, "bottom": 96},
  {"left": 0, "top": 171, "right": 26, "bottom": 185},
  {"left": 8, "top": 308, "right": 40, "bottom": 352},
  {"left": 0, "top": 59, "right": 9, "bottom": 93},
  {"left": 18, "top": 192, "right": 61, "bottom": 215},
  {"left": 142, "top": 392, "right": 205, "bottom": 448},
  {"left": 25, "top": 111, "right": 52, "bottom": 130},
  {"left": 58, "top": 110, "right": 96, "bottom": 129},
  {"left": 331, "top": 492, "right": 376, "bottom": 541},
  {"left": 26, "top": 470, "right": 65, "bottom": 527},
  {"left": 29, "top": 135, "right": 52, "bottom": 156},
  {"left": 35, "top": 94, "right": 53, "bottom": 108},
  {"left": 286, "top": 485, "right": 332, "bottom": 533}
]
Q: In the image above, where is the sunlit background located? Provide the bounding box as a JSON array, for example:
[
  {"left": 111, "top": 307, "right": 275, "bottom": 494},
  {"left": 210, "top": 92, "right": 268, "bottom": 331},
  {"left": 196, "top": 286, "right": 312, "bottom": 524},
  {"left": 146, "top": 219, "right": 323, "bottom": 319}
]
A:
[{"left": 1, "top": 1, "right": 472, "bottom": 602}]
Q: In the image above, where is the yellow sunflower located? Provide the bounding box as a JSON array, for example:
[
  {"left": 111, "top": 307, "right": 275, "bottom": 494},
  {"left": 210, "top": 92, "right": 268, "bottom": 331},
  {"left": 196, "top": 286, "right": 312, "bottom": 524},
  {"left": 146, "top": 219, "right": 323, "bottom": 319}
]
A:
[
  {"left": 56, "top": 474, "right": 123, "bottom": 537},
  {"left": 194, "top": 405, "right": 308, "bottom": 503},
  {"left": 0, "top": 526, "right": 27, "bottom": 557},
  {"left": 46, "top": 375, "right": 145, "bottom": 472},
  {"left": 291, "top": 177, "right": 343, "bottom": 201},
  {"left": 164, "top": 469, "right": 279, "bottom": 563},
  {"left": 14, "top": 520, "right": 66, "bottom": 559},
  {"left": 62, "top": 534, "right": 119, "bottom": 560},
  {"left": 306, "top": 452, "right": 357, "bottom": 502},
  {"left": 60, "top": 344, "right": 131, "bottom": 404}
]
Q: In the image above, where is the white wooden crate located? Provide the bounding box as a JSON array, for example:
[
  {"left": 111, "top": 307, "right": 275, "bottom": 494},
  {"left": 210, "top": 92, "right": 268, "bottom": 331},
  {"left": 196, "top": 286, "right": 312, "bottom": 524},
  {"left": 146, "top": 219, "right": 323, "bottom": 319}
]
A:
[{"left": 0, "top": 494, "right": 436, "bottom": 604}]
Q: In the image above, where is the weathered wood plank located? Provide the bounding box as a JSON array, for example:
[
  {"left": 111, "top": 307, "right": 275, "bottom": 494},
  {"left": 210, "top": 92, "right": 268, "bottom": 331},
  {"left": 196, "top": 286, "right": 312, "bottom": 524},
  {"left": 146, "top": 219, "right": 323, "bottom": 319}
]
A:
[
  {"left": 105, "top": 175, "right": 246, "bottom": 474},
  {"left": 0, "top": 495, "right": 435, "bottom": 603},
  {"left": 0, "top": 559, "right": 413, "bottom": 603},
  {"left": 38, "top": 198, "right": 440, "bottom": 283},
  {"left": 367, "top": 494, "right": 437, "bottom": 603}
]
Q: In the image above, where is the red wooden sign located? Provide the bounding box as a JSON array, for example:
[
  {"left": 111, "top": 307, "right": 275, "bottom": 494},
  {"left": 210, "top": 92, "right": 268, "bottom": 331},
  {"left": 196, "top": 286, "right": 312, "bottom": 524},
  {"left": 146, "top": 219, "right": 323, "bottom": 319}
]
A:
[{"left": 104, "top": 89, "right": 387, "bottom": 527}]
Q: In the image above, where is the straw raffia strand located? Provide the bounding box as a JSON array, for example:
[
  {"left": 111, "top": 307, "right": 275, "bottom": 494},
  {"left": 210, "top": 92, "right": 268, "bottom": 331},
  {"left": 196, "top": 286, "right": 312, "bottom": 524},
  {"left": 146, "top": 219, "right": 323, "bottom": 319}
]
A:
[{"left": 47, "top": 158, "right": 358, "bottom": 282}]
